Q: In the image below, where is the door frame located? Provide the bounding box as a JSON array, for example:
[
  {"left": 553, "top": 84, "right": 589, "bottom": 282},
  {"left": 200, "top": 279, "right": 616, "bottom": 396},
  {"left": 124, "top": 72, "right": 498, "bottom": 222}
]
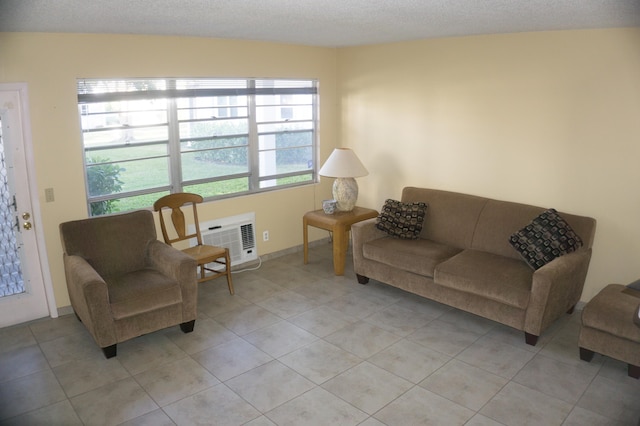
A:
[{"left": 1, "top": 82, "right": 57, "bottom": 321}]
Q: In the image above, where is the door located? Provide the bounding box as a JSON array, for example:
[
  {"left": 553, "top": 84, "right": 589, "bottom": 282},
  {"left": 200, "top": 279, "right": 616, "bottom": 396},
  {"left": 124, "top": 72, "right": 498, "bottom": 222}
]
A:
[{"left": 0, "top": 83, "right": 55, "bottom": 327}]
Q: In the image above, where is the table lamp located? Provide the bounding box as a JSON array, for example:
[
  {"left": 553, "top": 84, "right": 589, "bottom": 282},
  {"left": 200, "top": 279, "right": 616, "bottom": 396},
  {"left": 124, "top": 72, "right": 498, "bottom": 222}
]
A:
[{"left": 318, "top": 148, "right": 368, "bottom": 211}]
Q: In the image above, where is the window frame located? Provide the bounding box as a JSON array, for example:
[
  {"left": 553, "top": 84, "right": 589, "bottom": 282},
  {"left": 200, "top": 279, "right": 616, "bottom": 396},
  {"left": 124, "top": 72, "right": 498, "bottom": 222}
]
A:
[{"left": 77, "top": 78, "right": 318, "bottom": 216}]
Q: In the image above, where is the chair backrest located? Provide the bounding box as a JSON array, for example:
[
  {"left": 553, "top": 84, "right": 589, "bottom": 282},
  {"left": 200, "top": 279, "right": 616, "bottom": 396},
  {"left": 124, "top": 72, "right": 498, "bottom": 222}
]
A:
[
  {"left": 153, "top": 193, "right": 204, "bottom": 246},
  {"left": 59, "top": 210, "right": 157, "bottom": 278}
]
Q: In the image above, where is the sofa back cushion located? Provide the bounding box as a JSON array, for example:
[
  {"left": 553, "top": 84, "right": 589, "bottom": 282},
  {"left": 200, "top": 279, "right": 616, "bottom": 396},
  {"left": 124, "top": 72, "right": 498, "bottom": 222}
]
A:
[
  {"left": 401, "top": 187, "right": 597, "bottom": 260},
  {"left": 471, "top": 200, "right": 597, "bottom": 260},
  {"left": 471, "top": 200, "right": 546, "bottom": 260},
  {"left": 401, "top": 187, "right": 487, "bottom": 249}
]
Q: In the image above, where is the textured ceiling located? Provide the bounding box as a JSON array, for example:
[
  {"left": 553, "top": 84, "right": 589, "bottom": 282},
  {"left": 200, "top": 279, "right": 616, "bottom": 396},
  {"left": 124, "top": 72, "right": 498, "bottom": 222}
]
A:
[{"left": 1, "top": 0, "right": 639, "bottom": 47}]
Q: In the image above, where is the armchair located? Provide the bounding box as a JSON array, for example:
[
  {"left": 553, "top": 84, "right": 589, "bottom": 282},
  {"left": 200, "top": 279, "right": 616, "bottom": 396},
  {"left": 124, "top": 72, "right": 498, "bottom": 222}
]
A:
[{"left": 59, "top": 210, "right": 198, "bottom": 358}]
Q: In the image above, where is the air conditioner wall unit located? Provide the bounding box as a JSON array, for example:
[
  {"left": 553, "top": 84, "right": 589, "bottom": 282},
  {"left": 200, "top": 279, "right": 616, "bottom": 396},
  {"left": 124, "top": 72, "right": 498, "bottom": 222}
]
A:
[{"left": 190, "top": 212, "right": 257, "bottom": 268}]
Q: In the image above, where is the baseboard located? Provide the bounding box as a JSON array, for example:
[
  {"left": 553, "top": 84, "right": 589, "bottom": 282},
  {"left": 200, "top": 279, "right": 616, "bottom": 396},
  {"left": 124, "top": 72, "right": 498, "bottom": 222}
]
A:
[
  {"left": 232, "top": 237, "right": 332, "bottom": 268},
  {"left": 57, "top": 305, "right": 74, "bottom": 317}
]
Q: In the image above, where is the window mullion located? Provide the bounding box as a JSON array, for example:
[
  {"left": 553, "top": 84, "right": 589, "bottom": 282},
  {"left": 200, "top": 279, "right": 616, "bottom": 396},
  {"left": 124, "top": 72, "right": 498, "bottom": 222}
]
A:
[
  {"left": 247, "top": 80, "right": 259, "bottom": 191},
  {"left": 167, "top": 81, "right": 181, "bottom": 193},
  {"left": 312, "top": 88, "right": 319, "bottom": 183}
]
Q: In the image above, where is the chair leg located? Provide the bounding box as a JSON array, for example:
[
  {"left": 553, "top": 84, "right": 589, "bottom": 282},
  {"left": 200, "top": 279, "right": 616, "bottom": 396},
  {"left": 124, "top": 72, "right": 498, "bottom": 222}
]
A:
[
  {"left": 180, "top": 320, "right": 195, "bottom": 333},
  {"left": 524, "top": 332, "right": 539, "bottom": 346},
  {"left": 579, "top": 347, "right": 595, "bottom": 362},
  {"left": 102, "top": 344, "right": 117, "bottom": 359},
  {"left": 225, "top": 249, "right": 234, "bottom": 295},
  {"left": 628, "top": 364, "right": 640, "bottom": 379},
  {"left": 356, "top": 274, "right": 369, "bottom": 284}
]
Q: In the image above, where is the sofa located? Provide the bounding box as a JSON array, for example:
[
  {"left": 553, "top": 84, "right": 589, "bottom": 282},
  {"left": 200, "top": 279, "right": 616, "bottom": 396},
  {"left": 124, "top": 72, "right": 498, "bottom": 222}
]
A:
[{"left": 352, "top": 187, "right": 596, "bottom": 345}]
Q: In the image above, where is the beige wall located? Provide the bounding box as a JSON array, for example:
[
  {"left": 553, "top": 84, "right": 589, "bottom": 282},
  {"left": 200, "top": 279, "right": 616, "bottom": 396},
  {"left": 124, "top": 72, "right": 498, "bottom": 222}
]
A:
[
  {"left": 0, "top": 33, "right": 338, "bottom": 308},
  {"left": 1, "top": 28, "right": 639, "bottom": 311},
  {"left": 338, "top": 28, "right": 640, "bottom": 301}
]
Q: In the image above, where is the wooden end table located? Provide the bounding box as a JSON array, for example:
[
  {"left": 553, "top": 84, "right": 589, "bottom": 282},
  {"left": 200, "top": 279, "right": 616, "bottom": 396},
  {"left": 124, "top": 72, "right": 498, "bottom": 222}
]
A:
[{"left": 303, "top": 206, "right": 378, "bottom": 275}]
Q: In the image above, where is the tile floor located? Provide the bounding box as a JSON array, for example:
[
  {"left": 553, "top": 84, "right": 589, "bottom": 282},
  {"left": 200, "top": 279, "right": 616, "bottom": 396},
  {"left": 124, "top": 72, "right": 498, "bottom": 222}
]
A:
[{"left": 1, "top": 243, "right": 639, "bottom": 426}]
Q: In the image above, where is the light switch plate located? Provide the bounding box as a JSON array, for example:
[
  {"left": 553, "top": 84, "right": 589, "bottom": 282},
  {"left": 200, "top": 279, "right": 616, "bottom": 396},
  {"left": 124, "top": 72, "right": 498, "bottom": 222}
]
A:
[{"left": 45, "top": 187, "right": 55, "bottom": 202}]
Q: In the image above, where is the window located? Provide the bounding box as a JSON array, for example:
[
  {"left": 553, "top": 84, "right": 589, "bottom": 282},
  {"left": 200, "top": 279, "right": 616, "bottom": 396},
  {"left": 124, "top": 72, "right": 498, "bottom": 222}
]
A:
[{"left": 77, "top": 78, "right": 318, "bottom": 216}]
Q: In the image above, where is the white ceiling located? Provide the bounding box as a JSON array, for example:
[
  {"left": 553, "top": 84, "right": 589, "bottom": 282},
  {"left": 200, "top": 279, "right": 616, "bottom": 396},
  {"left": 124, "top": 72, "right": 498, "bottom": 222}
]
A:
[{"left": 1, "top": 0, "right": 639, "bottom": 47}]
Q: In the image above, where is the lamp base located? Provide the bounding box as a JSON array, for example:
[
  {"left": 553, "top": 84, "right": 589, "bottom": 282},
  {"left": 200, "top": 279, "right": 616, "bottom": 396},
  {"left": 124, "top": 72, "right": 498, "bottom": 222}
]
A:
[{"left": 333, "top": 178, "right": 358, "bottom": 211}]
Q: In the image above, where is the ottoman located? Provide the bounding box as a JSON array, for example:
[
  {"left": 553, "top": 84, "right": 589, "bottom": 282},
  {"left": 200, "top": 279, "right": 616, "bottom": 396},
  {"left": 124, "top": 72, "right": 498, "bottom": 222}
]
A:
[{"left": 579, "top": 284, "right": 640, "bottom": 378}]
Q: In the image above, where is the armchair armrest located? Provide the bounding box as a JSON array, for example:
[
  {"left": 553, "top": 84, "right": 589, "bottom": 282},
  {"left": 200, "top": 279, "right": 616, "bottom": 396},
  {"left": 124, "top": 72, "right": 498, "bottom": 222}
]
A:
[
  {"left": 63, "top": 254, "right": 116, "bottom": 347},
  {"left": 524, "top": 248, "right": 593, "bottom": 336},
  {"left": 146, "top": 240, "right": 198, "bottom": 321}
]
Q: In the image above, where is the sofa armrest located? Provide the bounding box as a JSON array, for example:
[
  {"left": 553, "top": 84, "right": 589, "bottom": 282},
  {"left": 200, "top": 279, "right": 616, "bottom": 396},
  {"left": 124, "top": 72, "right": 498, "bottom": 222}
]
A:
[
  {"left": 352, "top": 218, "right": 385, "bottom": 242},
  {"left": 351, "top": 218, "right": 387, "bottom": 273},
  {"left": 146, "top": 240, "right": 198, "bottom": 321},
  {"left": 63, "top": 254, "right": 117, "bottom": 347},
  {"left": 524, "top": 248, "right": 593, "bottom": 336}
]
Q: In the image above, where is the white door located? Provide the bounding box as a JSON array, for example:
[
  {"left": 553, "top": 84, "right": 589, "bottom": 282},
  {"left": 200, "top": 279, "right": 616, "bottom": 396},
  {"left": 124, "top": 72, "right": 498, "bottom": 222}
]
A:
[{"left": 0, "top": 83, "right": 55, "bottom": 327}]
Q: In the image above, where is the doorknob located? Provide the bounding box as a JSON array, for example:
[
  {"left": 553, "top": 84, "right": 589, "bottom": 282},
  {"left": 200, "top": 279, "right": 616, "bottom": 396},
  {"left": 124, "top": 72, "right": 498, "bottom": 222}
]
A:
[{"left": 22, "top": 212, "right": 32, "bottom": 230}]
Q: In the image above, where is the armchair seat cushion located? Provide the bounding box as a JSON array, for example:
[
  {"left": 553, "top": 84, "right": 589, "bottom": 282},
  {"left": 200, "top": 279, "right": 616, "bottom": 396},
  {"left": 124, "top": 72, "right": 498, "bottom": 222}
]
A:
[
  {"left": 108, "top": 268, "right": 183, "bottom": 320},
  {"left": 363, "top": 237, "right": 462, "bottom": 277},
  {"left": 434, "top": 250, "right": 533, "bottom": 309}
]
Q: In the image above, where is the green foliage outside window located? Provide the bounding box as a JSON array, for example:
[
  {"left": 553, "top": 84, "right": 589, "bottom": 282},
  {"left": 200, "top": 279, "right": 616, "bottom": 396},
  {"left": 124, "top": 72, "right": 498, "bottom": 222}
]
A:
[
  {"left": 86, "top": 157, "right": 125, "bottom": 216},
  {"left": 186, "top": 120, "right": 248, "bottom": 165}
]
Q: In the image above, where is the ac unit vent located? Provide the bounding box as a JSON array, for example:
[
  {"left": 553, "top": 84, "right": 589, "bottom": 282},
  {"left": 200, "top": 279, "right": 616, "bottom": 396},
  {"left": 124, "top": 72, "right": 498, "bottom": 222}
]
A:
[
  {"left": 240, "top": 223, "right": 255, "bottom": 250},
  {"left": 190, "top": 212, "right": 258, "bottom": 269}
]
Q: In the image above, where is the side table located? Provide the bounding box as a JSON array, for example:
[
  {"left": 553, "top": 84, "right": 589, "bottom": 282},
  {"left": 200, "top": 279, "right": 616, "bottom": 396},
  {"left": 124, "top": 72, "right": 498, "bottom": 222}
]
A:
[{"left": 303, "top": 206, "right": 378, "bottom": 275}]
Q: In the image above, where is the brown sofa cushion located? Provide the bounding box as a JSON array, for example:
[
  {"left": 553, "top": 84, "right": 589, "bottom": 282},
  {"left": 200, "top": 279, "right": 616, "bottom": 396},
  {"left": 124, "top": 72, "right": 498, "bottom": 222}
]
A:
[
  {"left": 401, "top": 187, "right": 487, "bottom": 248},
  {"left": 363, "top": 237, "right": 462, "bottom": 277},
  {"left": 434, "top": 250, "right": 533, "bottom": 309},
  {"left": 108, "top": 268, "right": 183, "bottom": 320},
  {"left": 509, "top": 208, "right": 583, "bottom": 270},
  {"left": 376, "top": 199, "right": 427, "bottom": 239}
]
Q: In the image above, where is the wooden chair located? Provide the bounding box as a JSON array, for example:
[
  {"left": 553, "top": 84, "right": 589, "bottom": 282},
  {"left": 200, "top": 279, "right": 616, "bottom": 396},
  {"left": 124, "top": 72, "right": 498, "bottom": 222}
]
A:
[{"left": 153, "top": 193, "right": 234, "bottom": 294}]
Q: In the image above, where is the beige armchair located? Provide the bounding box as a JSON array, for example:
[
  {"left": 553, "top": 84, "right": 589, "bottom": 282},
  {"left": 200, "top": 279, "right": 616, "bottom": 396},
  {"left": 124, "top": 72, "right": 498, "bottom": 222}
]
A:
[{"left": 59, "top": 210, "right": 198, "bottom": 358}]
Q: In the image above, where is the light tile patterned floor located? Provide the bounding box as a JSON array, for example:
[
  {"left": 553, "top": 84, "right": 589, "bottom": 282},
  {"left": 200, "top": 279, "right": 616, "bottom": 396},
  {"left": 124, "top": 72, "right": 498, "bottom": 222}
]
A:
[{"left": 1, "top": 243, "right": 639, "bottom": 425}]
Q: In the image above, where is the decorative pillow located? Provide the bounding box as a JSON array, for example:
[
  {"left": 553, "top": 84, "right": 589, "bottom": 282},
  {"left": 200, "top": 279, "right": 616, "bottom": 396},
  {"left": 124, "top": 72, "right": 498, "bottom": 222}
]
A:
[
  {"left": 509, "top": 208, "right": 583, "bottom": 270},
  {"left": 376, "top": 199, "right": 427, "bottom": 239}
]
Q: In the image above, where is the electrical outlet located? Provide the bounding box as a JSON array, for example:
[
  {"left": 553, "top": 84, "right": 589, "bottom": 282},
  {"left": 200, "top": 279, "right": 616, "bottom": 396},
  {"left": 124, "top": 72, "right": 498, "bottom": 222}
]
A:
[{"left": 263, "top": 230, "right": 269, "bottom": 241}]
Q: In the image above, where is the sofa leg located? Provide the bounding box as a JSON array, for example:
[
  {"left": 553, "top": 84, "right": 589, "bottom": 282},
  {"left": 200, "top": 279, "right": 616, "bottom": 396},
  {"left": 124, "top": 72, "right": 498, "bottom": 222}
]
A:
[
  {"left": 356, "top": 274, "right": 369, "bottom": 285},
  {"left": 566, "top": 304, "right": 576, "bottom": 314},
  {"left": 180, "top": 320, "right": 195, "bottom": 333},
  {"left": 102, "top": 344, "right": 117, "bottom": 359},
  {"left": 579, "top": 347, "right": 595, "bottom": 362},
  {"left": 524, "top": 332, "right": 538, "bottom": 346},
  {"left": 628, "top": 364, "right": 640, "bottom": 379}
]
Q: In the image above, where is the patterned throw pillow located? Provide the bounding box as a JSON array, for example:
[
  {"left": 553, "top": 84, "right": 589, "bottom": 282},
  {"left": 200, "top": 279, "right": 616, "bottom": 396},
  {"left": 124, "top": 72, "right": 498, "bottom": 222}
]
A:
[
  {"left": 509, "top": 208, "right": 583, "bottom": 270},
  {"left": 376, "top": 199, "right": 427, "bottom": 239}
]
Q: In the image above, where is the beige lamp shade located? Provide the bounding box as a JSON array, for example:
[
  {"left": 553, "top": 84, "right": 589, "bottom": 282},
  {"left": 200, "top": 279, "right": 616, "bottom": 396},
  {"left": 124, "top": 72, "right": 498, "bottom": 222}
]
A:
[
  {"left": 319, "top": 148, "right": 368, "bottom": 211},
  {"left": 318, "top": 148, "right": 369, "bottom": 178}
]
